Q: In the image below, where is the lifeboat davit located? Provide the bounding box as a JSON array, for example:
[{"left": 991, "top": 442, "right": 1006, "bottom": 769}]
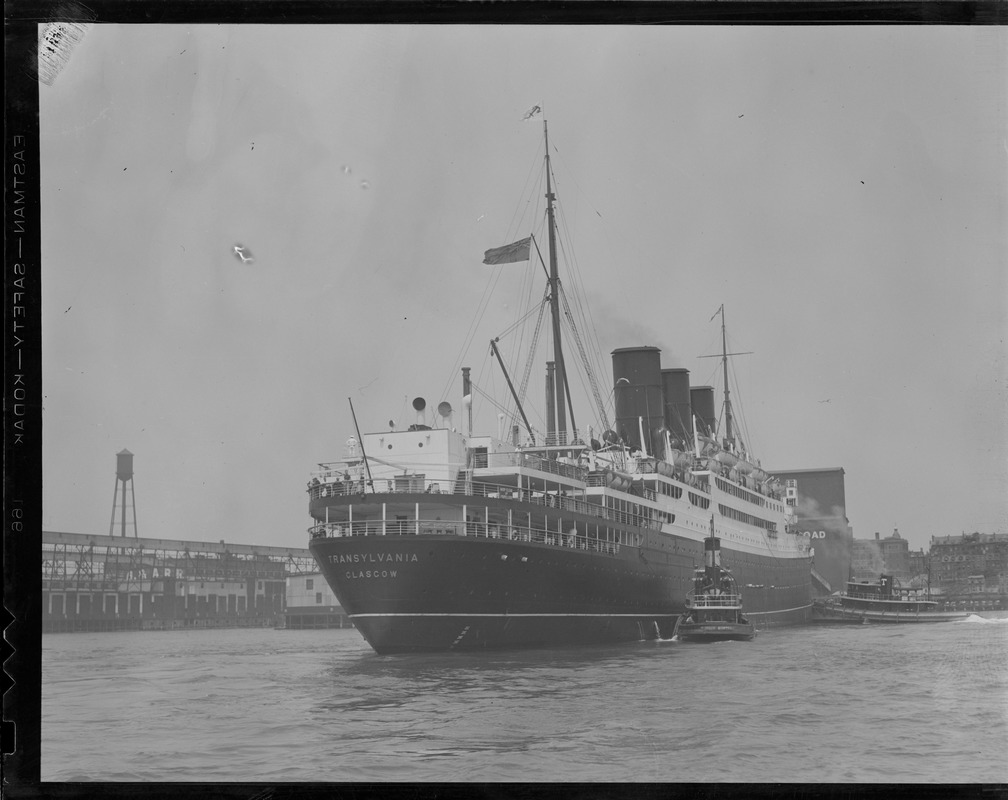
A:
[
  {"left": 670, "top": 449, "right": 692, "bottom": 469},
  {"left": 696, "top": 434, "right": 716, "bottom": 453}
]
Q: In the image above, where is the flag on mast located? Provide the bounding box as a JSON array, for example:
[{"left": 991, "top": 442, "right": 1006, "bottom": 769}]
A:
[
  {"left": 483, "top": 237, "right": 531, "bottom": 265},
  {"left": 522, "top": 104, "right": 542, "bottom": 121}
]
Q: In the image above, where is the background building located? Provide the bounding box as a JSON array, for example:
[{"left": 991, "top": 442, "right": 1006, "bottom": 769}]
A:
[
  {"left": 851, "top": 529, "right": 909, "bottom": 580},
  {"left": 771, "top": 467, "right": 853, "bottom": 595},
  {"left": 878, "top": 528, "right": 910, "bottom": 576},
  {"left": 908, "top": 548, "right": 928, "bottom": 587},
  {"left": 927, "top": 531, "right": 1008, "bottom": 596}
]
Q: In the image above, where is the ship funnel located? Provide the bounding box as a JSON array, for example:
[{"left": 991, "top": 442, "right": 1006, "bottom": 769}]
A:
[
  {"left": 661, "top": 368, "right": 692, "bottom": 444},
  {"left": 689, "top": 386, "right": 716, "bottom": 439},
  {"left": 705, "top": 536, "right": 722, "bottom": 569},
  {"left": 611, "top": 346, "right": 665, "bottom": 455}
]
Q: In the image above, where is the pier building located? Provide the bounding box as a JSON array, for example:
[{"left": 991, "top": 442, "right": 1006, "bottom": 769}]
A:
[{"left": 42, "top": 530, "right": 319, "bottom": 632}]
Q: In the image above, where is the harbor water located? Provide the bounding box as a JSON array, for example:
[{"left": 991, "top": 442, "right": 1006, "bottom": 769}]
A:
[{"left": 42, "top": 616, "right": 1008, "bottom": 783}]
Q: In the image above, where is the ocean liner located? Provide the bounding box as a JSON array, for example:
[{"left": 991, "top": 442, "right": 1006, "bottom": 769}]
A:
[{"left": 307, "top": 118, "right": 812, "bottom": 653}]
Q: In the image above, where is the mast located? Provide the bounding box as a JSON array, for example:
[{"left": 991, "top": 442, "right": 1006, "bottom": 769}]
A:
[
  {"left": 719, "top": 305, "right": 734, "bottom": 448},
  {"left": 544, "top": 120, "right": 572, "bottom": 446},
  {"left": 699, "top": 305, "right": 751, "bottom": 451}
]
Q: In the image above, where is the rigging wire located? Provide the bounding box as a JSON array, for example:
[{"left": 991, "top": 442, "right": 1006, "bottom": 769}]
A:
[
  {"left": 495, "top": 297, "right": 547, "bottom": 342},
  {"left": 549, "top": 140, "right": 653, "bottom": 404},
  {"left": 559, "top": 284, "right": 611, "bottom": 431},
  {"left": 515, "top": 291, "right": 550, "bottom": 413},
  {"left": 545, "top": 158, "right": 615, "bottom": 433},
  {"left": 437, "top": 137, "right": 544, "bottom": 413}
]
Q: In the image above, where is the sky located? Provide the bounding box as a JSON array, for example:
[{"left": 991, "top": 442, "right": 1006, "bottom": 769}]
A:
[{"left": 39, "top": 25, "right": 1007, "bottom": 553}]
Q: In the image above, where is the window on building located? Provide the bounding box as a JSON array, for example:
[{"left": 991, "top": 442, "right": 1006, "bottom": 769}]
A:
[
  {"left": 316, "top": 592, "right": 323, "bottom": 604},
  {"left": 306, "top": 578, "right": 313, "bottom": 590}
]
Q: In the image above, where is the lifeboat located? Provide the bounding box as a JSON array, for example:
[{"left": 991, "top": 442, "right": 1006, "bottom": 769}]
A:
[
  {"left": 606, "top": 470, "right": 632, "bottom": 491},
  {"left": 714, "top": 450, "right": 738, "bottom": 469}
]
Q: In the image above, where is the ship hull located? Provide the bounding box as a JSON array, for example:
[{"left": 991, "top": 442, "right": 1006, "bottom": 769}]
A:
[
  {"left": 812, "top": 600, "right": 970, "bottom": 625},
  {"left": 310, "top": 528, "right": 810, "bottom": 653},
  {"left": 674, "top": 621, "right": 756, "bottom": 642}
]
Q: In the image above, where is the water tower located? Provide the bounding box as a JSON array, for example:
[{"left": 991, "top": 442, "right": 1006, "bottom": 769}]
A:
[{"left": 108, "top": 448, "right": 138, "bottom": 538}]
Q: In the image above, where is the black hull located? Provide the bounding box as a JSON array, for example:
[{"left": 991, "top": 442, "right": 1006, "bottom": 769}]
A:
[
  {"left": 812, "top": 601, "right": 970, "bottom": 625},
  {"left": 310, "top": 531, "right": 810, "bottom": 653},
  {"left": 675, "top": 622, "right": 756, "bottom": 642},
  {"left": 348, "top": 613, "right": 677, "bottom": 654}
]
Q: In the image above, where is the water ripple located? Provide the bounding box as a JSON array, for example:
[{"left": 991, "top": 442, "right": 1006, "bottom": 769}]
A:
[{"left": 41, "top": 618, "right": 1008, "bottom": 783}]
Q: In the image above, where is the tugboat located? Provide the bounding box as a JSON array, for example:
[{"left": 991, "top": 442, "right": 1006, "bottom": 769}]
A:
[
  {"left": 813, "top": 574, "right": 971, "bottom": 624},
  {"left": 673, "top": 517, "right": 756, "bottom": 642}
]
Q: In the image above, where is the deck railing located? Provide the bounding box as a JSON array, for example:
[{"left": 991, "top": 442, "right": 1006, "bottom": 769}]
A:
[
  {"left": 478, "top": 451, "right": 588, "bottom": 481},
  {"left": 688, "top": 593, "right": 743, "bottom": 608},
  {"left": 308, "top": 518, "right": 625, "bottom": 555},
  {"left": 307, "top": 475, "right": 662, "bottom": 530}
]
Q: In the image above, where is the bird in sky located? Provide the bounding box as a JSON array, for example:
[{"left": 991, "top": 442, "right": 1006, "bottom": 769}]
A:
[{"left": 233, "top": 244, "right": 254, "bottom": 264}]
